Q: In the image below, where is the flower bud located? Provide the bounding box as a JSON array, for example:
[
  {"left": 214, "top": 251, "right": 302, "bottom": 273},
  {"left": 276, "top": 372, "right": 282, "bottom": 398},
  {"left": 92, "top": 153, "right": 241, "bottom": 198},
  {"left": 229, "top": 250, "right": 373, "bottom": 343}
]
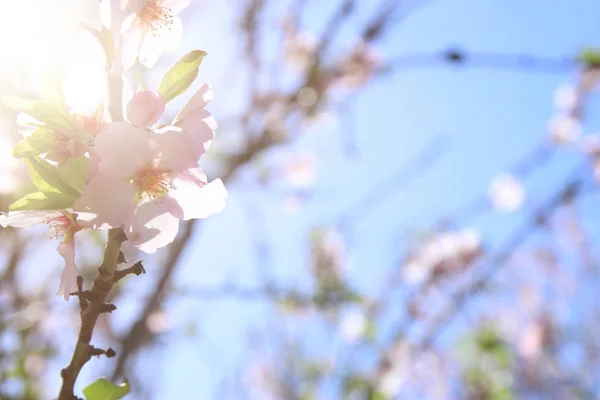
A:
[{"left": 126, "top": 90, "right": 165, "bottom": 127}]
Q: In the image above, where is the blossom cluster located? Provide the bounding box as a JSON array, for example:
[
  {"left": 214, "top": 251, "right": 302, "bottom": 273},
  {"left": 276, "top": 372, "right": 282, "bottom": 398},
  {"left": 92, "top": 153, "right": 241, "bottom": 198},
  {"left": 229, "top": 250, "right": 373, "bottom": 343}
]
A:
[
  {"left": 402, "top": 229, "right": 482, "bottom": 284},
  {"left": 0, "top": 0, "right": 226, "bottom": 300}
]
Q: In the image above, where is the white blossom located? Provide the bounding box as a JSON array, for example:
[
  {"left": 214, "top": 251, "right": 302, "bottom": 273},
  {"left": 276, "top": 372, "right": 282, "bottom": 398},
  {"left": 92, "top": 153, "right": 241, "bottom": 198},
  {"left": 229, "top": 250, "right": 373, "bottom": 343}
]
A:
[
  {"left": 548, "top": 113, "right": 582, "bottom": 144},
  {"left": 488, "top": 174, "right": 525, "bottom": 212},
  {"left": 339, "top": 311, "right": 368, "bottom": 344}
]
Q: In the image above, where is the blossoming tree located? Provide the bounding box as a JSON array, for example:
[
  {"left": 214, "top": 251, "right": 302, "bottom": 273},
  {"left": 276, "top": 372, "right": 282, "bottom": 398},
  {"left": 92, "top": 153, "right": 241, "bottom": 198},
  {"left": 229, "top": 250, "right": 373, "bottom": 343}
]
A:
[
  {"left": 0, "top": 1, "right": 599, "bottom": 399},
  {"left": 0, "top": 1, "right": 227, "bottom": 398}
]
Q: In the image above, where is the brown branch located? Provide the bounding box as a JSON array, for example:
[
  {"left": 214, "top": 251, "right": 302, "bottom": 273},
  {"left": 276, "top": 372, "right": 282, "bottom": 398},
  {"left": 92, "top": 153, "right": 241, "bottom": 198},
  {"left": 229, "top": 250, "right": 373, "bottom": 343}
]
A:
[
  {"left": 57, "top": 228, "right": 128, "bottom": 400},
  {"left": 113, "top": 261, "right": 146, "bottom": 282}
]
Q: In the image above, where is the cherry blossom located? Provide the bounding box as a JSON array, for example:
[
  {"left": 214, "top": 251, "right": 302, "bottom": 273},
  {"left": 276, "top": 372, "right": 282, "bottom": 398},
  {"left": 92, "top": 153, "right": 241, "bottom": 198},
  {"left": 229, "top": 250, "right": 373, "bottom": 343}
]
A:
[
  {"left": 126, "top": 90, "right": 165, "bottom": 127},
  {"left": 337, "top": 42, "right": 382, "bottom": 90},
  {"left": 120, "top": 0, "right": 190, "bottom": 69},
  {"left": 0, "top": 210, "right": 85, "bottom": 300},
  {"left": 277, "top": 151, "right": 317, "bottom": 189},
  {"left": 402, "top": 229, "right": 482, "bottom": 284},
  {"left": 125, "top": 83, "right": 216, "bottom": 159},
  {"left": 339, "top": 311, "right": 368, "bottom": 344},
  {"left": 548, "top": 113, "right": 582, "bottom": 144},
  {"left": 173, "top": 83, "right": 217, "bottom": 159},
  {"left": 17, "top": 104, "right": 107, "bottom": 166},
  {"left": 488, "top": 174, "right": 525, "bottom": 213},
  {"left": 283, "top": 31, "right": 317, "bottom": 74},
  {"left": 74, "top": 121, "right": 227, "bottom": 253},
  {"left": 552, "top": 83, "right": 578, "bottom": 112}
]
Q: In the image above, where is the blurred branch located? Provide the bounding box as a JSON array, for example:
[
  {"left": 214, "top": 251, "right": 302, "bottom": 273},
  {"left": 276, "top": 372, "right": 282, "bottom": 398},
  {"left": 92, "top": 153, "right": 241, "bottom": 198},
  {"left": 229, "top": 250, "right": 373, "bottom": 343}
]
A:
[
  {"left": 419, "top": 172, "right": 588, "bottom": 350},
  {"left": 366, "top": 166, "right": 589, "bottom": 391},
  {"left": 447, "top": 140, "right": 554, "bottom": 224},
  {"left": 362, "top": 0, "right": 435, "bottom": 41},
  {"left": 178, "top": 285, "right": 311, "bottom": 303},
  {"left": 241, "top": 0, "right": 266, "bottom": 95},
  {"left": 382, "top": 50, "right": 578, "bottom": 73},
  {"left": 315, "top": 0, "right": 354, "bottom": 56},
  {"left": 110, "top": 221, "right": 195, "bottom": 380}
]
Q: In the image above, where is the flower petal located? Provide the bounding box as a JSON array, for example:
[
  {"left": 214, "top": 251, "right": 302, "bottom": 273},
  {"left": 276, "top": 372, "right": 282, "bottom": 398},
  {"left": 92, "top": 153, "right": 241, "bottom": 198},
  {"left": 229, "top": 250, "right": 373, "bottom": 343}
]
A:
[
  {"left": 152, "top": 126, "right": 199, "bottom": 171},
  {"left": 138, "top": 17, "right": 183, "bottom": 68},
  {"left": 169, "top": 169, "right": 227, "bottom": 220},
  {"left": 93, "top": 121, "right": 153, "bottom": 178},
  {"left": 175, "top": 111, "right": 216, "bottom": 156},
  {"left": 73, "top": 175, "right": 137, "bottom": 228},
  {"left": 127, "top": 199, "right": 181, "bottom": 253},
  {"left": 127, "top": 90, "right": 165, "bottom": 127},
  {"left": 120, "top": 17, "right": 144, "bottom": 70},
  {"left": 175, "top": 83, "right": 213, "bottom": 122},
  {"left": 57, "top": 242, "right": 78, "bottom": 301},
  {"left": 0, "top": 210, "right": 61, "bottom": 228},
  {"left": 165, "top": 0, "right": 191, "bottom": 15}
]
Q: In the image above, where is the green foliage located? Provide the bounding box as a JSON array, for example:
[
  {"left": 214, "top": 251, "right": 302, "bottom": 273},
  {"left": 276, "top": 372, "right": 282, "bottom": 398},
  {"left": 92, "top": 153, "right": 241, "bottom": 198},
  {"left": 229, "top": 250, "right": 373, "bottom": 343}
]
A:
[
  {"left": 12, "top": 127, "right": 56, "bottom": 158},
  {"left": 343, "top": 376, "right": 389, "bottom": 400},
  {"left": 1, "top": 95, "right": 89, "bottom": 141},
  {"left": 83, "top": 378, "right": 130, "bottom": 400},
  {"left": 364, "top": 319, "right": 377, "bottom": 343},
  {"left": 369, "top": 391, "right": 389, "bottom": 400},
  {"left": 9, "top": 191, "right": 78, "bottom": 211},
  {"left": 158, "top": 50, "right": 207, "bottom": 103},
  {"left": 26, "top": 156, "right": 84, "bottom": 196},
  {"left": 8, "top": 156, "right": 87, "bottom": 211},
  {"left": 577, "top": 48, "right": 600, "bottom": 68},
  {"left": 458, "top": 326, "right": 515, "bottom": 400}
]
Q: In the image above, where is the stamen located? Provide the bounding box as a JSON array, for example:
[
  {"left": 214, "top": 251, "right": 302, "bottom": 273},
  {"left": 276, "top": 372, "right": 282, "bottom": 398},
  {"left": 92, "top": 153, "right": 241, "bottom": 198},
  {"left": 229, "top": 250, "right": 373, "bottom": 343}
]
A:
[
  {"left": 75, "top": 114, "right": 107, "bottom": 137},
  {"left": 44, "top": 215, "right": 72, "bottom": 240},
  {"left": 140, "top": 1, "right": 174, "bottom": 36},
  {"left": 46, "top": 131, "right": 86, "bottom": 165},
  {"left": 133, "top": 169, "right": 173, "bottom": 200}
]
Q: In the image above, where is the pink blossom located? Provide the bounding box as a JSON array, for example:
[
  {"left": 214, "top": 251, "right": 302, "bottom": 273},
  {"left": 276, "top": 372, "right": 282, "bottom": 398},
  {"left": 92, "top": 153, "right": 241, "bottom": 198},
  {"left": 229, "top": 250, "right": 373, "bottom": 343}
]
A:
[
  {"left": 120, "top": 0, "right": 189, "bottom": 69},
  {"left": 74, "top": 121, "right": 227, "bottom": 253},
  {"left": 174, "top": 83, "right": 217, "bottom": 158},
  {"left": 0, "top": 210, "right": 85, "bottom": 300},
  {"left": 126, "top": 90, "right": 165, "bottom": 127}
]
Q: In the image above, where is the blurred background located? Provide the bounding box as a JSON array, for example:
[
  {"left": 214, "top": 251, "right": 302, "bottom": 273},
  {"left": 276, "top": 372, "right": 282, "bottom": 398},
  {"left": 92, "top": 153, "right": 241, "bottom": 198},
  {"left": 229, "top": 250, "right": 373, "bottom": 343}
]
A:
[{"left": 1, "top": 0, "right": 600, "bottom": 399}]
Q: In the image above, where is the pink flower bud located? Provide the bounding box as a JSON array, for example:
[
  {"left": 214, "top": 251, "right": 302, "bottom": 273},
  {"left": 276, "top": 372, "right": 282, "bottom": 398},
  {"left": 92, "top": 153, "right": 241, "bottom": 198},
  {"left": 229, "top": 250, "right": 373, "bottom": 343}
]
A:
[{"left": 126, "top": 90, "right": 165, "bottom": 127}]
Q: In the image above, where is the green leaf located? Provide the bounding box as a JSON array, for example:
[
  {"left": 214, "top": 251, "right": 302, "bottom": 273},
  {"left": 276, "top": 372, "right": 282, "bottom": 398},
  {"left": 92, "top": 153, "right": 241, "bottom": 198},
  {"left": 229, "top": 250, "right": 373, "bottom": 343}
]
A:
[
  {"left": 59, "top": 157, "right": 89, "bottom": 193},
  {"left": 369, "top": 390, "right": 388, "bottom": 400},
  {"left": 158, "top": 50, "right": 207, "bottom": 103},
  {"left": 364, "top": 319, "right": 377, "bottom": 343},
  {"left": 578, "top": 48, "right": 600, "bottom": 68},
  {"left": 26, "top": 156, "right": 82, "bottom": 197},
  {"left": 83, "top": 378, "right": 130, "bottom": 400},
  {"left": 13, "top": 127, "right": 56, "bottom": 158},
  {"left": 9, "top": 191, "right": 77, "bottom": 211},
  {"left": 1, "top": 95, "right": 44, "bottom": 110},
  {"left": 1, "top": 95, "right": 89, "bottom": 141}
]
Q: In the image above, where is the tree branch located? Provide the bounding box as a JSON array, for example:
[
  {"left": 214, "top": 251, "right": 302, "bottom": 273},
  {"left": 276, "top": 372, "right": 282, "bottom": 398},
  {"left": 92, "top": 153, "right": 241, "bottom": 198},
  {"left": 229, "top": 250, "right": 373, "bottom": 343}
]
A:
[{"left": 57, "top": 228, "right": 128, "bottom": 400}]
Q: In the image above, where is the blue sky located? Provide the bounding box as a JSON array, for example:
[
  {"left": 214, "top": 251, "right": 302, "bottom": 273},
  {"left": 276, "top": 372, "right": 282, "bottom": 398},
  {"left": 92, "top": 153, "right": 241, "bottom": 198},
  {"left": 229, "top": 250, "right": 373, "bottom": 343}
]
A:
[{"left": 31, "top": 0, "right": 600, "bottom": 398}]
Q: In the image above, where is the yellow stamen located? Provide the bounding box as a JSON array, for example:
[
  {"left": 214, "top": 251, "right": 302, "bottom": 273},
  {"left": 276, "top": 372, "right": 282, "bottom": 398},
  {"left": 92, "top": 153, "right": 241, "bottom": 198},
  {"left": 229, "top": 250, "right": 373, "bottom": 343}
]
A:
[
  {"left": 134, "top": 169, "right": 173, "bottom": 200},
  {"left": 140, "top": 1, "right": 174, "bottom": 36}
]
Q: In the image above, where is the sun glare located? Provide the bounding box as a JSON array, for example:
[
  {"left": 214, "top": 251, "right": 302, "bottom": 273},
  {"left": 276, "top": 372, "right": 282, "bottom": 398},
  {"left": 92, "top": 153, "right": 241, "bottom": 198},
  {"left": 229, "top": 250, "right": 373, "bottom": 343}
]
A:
[{"left": 0, "top": 0, "right": 104, "bottom": 106}]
